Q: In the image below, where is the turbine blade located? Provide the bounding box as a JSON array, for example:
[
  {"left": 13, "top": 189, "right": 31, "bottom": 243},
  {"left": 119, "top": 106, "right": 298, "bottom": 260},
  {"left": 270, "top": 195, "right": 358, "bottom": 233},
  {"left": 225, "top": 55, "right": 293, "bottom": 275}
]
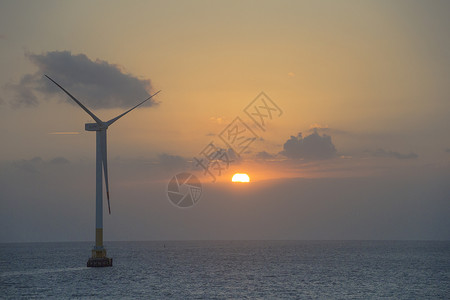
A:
[
  {"left": 100, "top": 130, "right": 111, "bottom": 215},
  {"left": 106, "top": 90, "right": 161, "bottom": 126},
  {"left": 45, "top": 75, "right": 103, "bottom": 125}
]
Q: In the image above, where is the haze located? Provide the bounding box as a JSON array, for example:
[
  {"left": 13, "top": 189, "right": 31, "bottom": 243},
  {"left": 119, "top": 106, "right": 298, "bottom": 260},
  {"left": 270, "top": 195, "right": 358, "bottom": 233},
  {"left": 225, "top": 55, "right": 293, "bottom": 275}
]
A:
[{"left": 1, "top": 0, "right": 449, "bottom": 242}]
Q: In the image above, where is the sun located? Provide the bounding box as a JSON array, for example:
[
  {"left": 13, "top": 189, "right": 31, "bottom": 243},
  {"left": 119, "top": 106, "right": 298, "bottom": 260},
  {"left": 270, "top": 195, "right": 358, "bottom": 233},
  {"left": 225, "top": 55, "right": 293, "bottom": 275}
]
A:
[{"left": 232, "top": 173, "right": 250, "bottom": 183}]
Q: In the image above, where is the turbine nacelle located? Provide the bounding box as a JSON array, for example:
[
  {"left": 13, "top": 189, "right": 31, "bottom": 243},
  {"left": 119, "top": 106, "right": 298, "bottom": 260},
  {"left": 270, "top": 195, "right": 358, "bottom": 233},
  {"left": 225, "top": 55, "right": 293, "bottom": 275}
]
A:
[{"left": 85, "top": 122, "right": 108, "bottom": 131}]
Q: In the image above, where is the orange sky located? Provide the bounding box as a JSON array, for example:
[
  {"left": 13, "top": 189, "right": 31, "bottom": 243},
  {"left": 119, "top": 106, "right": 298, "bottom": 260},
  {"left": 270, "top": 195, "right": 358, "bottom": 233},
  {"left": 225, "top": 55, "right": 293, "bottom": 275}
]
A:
[{"left": 1, "top": 1, "right": 449, "bottom": 164}]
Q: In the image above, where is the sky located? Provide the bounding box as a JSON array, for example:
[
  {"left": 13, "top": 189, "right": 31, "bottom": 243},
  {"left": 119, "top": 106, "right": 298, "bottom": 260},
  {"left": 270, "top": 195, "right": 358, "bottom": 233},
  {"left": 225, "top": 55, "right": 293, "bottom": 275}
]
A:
[{"left": 0, "top": 0, "right": 449, "bottom": 242}]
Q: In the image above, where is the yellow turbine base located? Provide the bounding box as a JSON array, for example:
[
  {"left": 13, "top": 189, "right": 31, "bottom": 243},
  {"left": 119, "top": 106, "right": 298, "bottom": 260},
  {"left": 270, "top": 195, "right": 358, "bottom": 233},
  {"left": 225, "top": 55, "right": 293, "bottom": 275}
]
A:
[
  {"left": 92, "top": 248, "right": 107, "bottom": 258},
  {"left": 95, "top": 228, "right": 103, "bottom": 248}
]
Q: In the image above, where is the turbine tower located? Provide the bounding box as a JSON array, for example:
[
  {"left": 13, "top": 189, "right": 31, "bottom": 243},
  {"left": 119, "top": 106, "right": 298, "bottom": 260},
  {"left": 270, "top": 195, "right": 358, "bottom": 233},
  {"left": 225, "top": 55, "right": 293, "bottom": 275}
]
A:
[{"left": 45, "top": 75, "right": 160, "bottom": 267}]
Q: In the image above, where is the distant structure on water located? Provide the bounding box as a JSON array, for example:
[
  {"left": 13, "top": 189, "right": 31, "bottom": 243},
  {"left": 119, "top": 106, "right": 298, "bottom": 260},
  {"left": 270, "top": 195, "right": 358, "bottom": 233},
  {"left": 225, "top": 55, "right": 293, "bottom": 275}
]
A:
[{"left": 46, "top": 75, "right": 160, "bottom": 267}]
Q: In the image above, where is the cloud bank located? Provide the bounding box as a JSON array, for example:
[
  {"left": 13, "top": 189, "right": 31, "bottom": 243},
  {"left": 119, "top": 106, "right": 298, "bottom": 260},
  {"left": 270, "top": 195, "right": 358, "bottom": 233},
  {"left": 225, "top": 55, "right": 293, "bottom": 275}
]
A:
[
  {"left": 7, "top": 51, "right": 155, "bottom": 109},
  {"left": 280, "top": 130, "right": 337, "bottom": 160},
  {"left": 369, "top": 148, "right": 418, "bottom": 160},
  {"left": 12, "top": 156, "right": 70, "bottom": 173},
  {"left": 2, "top": 156, "right": 449, "bottom": 242}
]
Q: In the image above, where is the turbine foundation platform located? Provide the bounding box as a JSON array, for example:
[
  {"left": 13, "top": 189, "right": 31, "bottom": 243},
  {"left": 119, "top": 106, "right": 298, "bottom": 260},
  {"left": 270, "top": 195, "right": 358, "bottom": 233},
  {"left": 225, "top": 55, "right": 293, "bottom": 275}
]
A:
[
  {"left": 87, "top": 257, "right": 112, "bottom": 267},
  {"left": 87, "top": 247, "right": 112, "bottom": 267}
]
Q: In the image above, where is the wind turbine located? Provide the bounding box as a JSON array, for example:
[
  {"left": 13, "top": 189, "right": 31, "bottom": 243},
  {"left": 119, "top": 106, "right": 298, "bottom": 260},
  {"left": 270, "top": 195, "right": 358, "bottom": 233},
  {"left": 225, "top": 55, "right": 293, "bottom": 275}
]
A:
[{"left": 45, "top": 75, "right": 160, "bottom": 267}]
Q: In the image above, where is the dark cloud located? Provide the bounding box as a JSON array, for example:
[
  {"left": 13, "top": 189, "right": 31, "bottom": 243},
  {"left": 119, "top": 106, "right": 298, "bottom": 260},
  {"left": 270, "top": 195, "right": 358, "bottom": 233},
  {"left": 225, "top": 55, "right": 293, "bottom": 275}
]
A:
[
  {"left": 445, "top": 149, "right": 450, "bottom": 153},
  {"left": 226, "top": 148, "right": 239, "bottom": 162},
  {"left": 280, "top": 130, "right": 337, "bottom": 160},
  {"left": 7, "top": 51, "right": 156, "bottom": 109},
  {"left": 369, "top": 148, "right": 418, "bottom": 160}
]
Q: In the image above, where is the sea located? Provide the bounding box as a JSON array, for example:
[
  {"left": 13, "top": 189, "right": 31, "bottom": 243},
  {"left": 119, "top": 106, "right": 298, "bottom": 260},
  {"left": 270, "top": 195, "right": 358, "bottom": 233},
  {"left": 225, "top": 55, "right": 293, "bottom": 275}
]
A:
[{"left": 1, "top": 241, "right": 449, "bottom": 299}]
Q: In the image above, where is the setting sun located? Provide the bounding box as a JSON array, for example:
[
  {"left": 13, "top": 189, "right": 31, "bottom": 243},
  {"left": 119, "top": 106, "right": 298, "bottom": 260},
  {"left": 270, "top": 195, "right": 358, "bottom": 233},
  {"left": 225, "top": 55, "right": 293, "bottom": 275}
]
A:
[{"left": 232, "top": 173, "right": 250, "bottom": 183}]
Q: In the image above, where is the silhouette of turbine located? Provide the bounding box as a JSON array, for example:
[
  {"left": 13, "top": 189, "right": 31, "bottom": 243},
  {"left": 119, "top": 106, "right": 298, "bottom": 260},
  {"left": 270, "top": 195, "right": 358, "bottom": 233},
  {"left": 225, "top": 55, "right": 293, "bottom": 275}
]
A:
[{"left": 46, "top": 75, "right": 160, "bottom": 267}]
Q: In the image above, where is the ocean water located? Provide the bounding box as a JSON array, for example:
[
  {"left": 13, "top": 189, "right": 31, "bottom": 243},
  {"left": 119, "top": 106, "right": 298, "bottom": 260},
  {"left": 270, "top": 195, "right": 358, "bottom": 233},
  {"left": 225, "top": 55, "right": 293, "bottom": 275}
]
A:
[{"left": 1, "top": 241, "right": 449, "bottom": 299}]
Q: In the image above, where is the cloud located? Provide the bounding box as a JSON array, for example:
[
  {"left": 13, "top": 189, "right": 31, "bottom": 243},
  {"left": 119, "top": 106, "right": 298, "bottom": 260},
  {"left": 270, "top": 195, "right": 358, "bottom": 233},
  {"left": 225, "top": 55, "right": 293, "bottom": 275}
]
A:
[
  {"left": 309, "top": 123, "right": 328, "bottom": 130},
  {"left": 196, "top": 144, "right": 239, "bottom": 162},
  {"left": 226, "top": 148, "right": 239, "bottom": 162},
  {"left": 255, "top": 151, "right": 276, "bottom": 160},
  {"left": 48, "top": 132, "right": 80, "bottom": 135},
  {"left": 445, "top": 148, "right": 450, "bottom": 153},
  {"left": 308, "top": 124, "right": 348, "bottom": 135},
  {"left": 2, "top": 154, "right": 450, "bottom": 242},
  {"left": 280, "top": 130, "right": 337, "bottom": 160},
  {"left": 12, "top": 157, "right": 43, "bottom": 173},
  {"left": 7, "top": 51, "right": 156, "bottom": 109},
  {"left": 12, "top": 156, "right": 70, "bottom": 173},
  {"left": 157, "top": 154, "right": 187, "bottom": 170},
  {"left": 49, "top": 157, "right": 70, "bottom": 165},
  {"left": 7, "top": 74, "right": 39, "bottom": 107},
  {"left": 209, "top": 116, "right": 225, "bottom": 124},
  {"left": 369, "top": 148, "right": 418, "bottom": 160}
]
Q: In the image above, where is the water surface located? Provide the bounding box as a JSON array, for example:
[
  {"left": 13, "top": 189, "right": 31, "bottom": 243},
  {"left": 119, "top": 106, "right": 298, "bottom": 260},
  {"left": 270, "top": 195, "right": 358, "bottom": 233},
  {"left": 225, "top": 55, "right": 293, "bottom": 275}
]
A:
[{"left": 1, "top": 241, "right": 449, "bottom": 299}]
